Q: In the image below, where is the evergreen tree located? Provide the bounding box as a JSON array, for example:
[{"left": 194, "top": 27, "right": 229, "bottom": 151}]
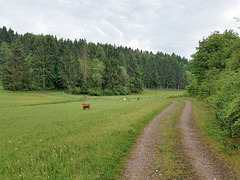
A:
[
  {"left": 31, "top": 35, "right": 59, "bottom": 89},
  {"left": 103, "top": 57, "right": 122, "bottom": 91},
  {"left": 128, "top": 53, "right": 144, "bottom": 93},
  {"left": 0, "top": 26, "right": 16, "bottom": 44},
  {"left": 60, "top": 40, "right": 81, "bottom": 91},
  {"left": 91, "top": 58, "right": 104, "bottom": 87},
  {"left": 0, "top": 42, "right": 10, "bottom": 80},
  {"left": 119, "top": 66, "right": 129, "bottom": 87},
  {"left": 79, "top": 40, "right": 91, "bottom": 83},
  {"left": 95, "top": 44, "right": 106, "bottom": 61},
  {"left": 2, "top": 39, "right": 30, "bottom": 90},
  {"left": 0, "top": 26, "right": 189, "bottom": 93}
]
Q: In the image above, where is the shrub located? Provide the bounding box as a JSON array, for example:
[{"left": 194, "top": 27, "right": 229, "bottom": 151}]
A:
[
  {"left": 87, "top": 88, "right": 102, "bottom": 96},
  {"left": 102, "top": 89, "right": 114, "bottom": 96},
  {"left": 66, "top": 87, "right": 81, "bottom": 95},
  {"left": 213, "top": 71, "right": 240, "bottom": 137},
  {"left": 216, "top": 94, "right": 240, "bottom": 137},
  {"left": 118, "top": 87, "right": 131, "bottom": 95},
  {"left": 186, "top": 79, "right": 199, "bottom": 96}
]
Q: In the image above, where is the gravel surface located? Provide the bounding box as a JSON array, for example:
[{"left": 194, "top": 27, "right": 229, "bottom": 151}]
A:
[
  {"left": 121, "top": 100, "right": 235, "bottom": 180},
  {"left": 121, "top": 102, "right": 179, "bottom": 179},
  {"left": 179, "top": 101, "right": 234, "bottom": 180}
]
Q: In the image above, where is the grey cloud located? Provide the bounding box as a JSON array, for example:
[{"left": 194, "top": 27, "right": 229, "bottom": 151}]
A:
[{"left": 0, "top": 0, "right": 240, "bottom": 59}]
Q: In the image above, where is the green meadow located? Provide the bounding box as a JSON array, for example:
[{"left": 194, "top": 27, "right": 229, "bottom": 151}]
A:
[{"left": 0, "top": 86, "right": 184, "bottom": 179}]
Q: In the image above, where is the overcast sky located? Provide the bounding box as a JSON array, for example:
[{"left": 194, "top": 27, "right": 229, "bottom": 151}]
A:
[{"left": 1, "top": 0, "right": 240, "bottom": 59}]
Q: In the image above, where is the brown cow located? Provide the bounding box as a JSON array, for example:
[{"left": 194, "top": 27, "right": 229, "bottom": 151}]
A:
[{"left": 82, "top": 103, "right": 90, "bottom": 110}]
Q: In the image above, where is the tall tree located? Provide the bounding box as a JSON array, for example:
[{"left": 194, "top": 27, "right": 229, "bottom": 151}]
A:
[
  {"left": 95, "top": 44, "right": 106, "bottom": 61},
  {"left": 103, "top": 57, "right": 122, "bottom": 90},
  {"left": 31, "top": 35, "right": 59, "bottom": 89},
  {"left": 0, "top": 42, "right": 10, "bottom": 80},
  {"left": 2, "top": 39, "right": 30, "bottom": 90},
  {"left": 190, "top": 30, "right": 238, "bottom": 85},
  {"left": 79, "top": 40, "right": 91, "bottom": 83},
  {"left": 128, "top": 53, "right": 144, "bottom": 93},
  {"left": 91, "top": 58, "right": 105, "bottom": 87},
  {"left": 60, "top": 40, "right": 81, "bottom": 91}
]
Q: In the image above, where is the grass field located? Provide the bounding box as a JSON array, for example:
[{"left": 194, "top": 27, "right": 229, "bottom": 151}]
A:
[{"left": 0, "top": 86, "right": 184, "bottom": 179}]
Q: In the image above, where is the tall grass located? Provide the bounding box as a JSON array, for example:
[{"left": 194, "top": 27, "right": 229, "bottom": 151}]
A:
[
  {"left": 0, "top": 87, "right": 184, "bottom": 179},
  {"left": 189, "top": 98, "right": 240, "bottom": 178}
]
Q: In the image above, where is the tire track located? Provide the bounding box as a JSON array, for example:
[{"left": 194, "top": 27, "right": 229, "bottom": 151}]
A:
[
  {"left": 121, "top": 101, "right": 179, "bottom": 179},
  {"left": 179, "top": 101, "right": 234, "bottom": 180}
]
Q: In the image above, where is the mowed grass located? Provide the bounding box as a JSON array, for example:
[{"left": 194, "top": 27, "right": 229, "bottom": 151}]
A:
[{"left": 0, "top": 87, "right": 184, "bottom": 179}]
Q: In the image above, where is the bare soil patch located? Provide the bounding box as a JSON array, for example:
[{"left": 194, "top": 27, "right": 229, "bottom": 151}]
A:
[{"left": 121, "top": 102, "right": 178, "bottom": 179}]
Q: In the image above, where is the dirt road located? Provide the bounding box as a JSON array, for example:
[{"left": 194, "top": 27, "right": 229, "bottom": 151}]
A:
[
  {"left": 121, "top": 102, "right": 179, "bottom": 179},
  {"left": 179, "top": 101, "right": 233, "bottom": 180},
  {"left": 121, "top": 101, "right": 234, "bottom": 180}
]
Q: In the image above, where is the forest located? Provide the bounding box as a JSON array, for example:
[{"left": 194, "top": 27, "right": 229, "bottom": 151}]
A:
[
  {"left": 0, "top": 26, "right": 189, "bottom": 95},
  {"left": 187, "top": 30, "right": 240, "bottom": 138}
]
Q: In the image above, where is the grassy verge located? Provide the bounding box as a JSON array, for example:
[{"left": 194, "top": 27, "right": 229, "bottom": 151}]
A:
[
  {"left": 189, "top": 98, "right": 240, "bottom": 178},
  {"left": 154, "top": 100, "right": 197, "bottom": 180},
  {"left": 0, "top": 87, "right": 184, "bottom": 179}
]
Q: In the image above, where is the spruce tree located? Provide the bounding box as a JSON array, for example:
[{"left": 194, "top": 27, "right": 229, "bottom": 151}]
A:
[
  {"left": 91, "top": 58, "right": 104, "bottom": 86},
  {"left": 60, "top": 40, "right": 81, "bottom": 91},
  {"left": 128, "top": 53, "right": 144, "bottom": 93},
  {"left": 2, "top": 39, "right": 30, "bottom": 90},
  {"left": 0, "top": 42, "right": 10, "bottom": 80}
]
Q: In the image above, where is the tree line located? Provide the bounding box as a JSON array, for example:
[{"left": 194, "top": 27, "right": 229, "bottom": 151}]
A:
[
  {"left": 0, "top": 26, "right": 189, "bottom": 95},
  {"left": 187, "top": 30, "right": 240, "bottom": 138}
]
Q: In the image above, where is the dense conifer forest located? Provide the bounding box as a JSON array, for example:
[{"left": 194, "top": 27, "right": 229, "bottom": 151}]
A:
[{"left": 0, "top": 26, "right": 189, "bottom": 95}]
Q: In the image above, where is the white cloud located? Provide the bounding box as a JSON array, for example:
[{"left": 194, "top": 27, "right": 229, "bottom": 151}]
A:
[
  {"left": 92, "top": 25, "right": 106, "bottom": 37},
  {"left": 0, "top": 0, "right": 240, "bottom": 59}
]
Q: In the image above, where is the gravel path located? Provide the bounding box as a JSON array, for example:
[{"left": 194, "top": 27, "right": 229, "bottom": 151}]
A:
[
  {"left": 179, "top": 101, "right": 234, "bottom": 180},
  {"left": 121, "top": 101, "right": 179, "bottom": 179}
]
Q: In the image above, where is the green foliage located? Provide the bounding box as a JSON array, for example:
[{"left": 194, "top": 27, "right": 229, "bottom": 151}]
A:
[
  {"left": 213, "top": 71, "right": 240, "bottom": 137},
  {"left": 91, "top": 58, "right": 104, "bottom": 86},
  {"left": 87, "top": 87, "right": 102, "bottom": 96},
  {"left": 187, "top": 30, "right": 240, "bottom": 137},
  {"left": 60, "top": 40, "right": 81, "bottom": 90},
  {"left": 31, "top": 35, "right": 59, "bottom": 89},
  {"left": 79, "top": 40, "right": 91, "bottom": 83},
  {"left": 186, "top": 79, "right": 199, "bottom": 96},
  {"left": 2, "top": 39, "right": 30, "bottom": 90},
  {"left": 118, "top": 86, "right": 131, "bottom": 95},
  {"left": 0, "top": 26, "right": 189, "bottom": 94},
  {"left": 0, "top": 42, "right": 10, "bottom": 80},
  {"left": 103, "top": 57, "right": 122, "bottom": 91},
  {"left": 128, "top": 53, "right": 144, "bottom": 93},
  {"left": 226, "top": 38, "right": 240, "bottom": 71},
  {"left": 102, "top": 89, "right": 115, "bottom": 96},
  {"left": 189, "top": 30, "right": 238, "bottom": 85},
  {"left": 66, "top": 87, "right": 81, "bottom": 95}
]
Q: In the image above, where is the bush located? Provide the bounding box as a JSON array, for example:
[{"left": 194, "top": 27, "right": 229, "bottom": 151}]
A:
[
  {"left": 102, "top": 89, "right": 114, "bottom": 96},
  {"left": 66, "top": 87, "right": 81, "bottom": 95},
  {"left": 186, "top": 79, "right": 199, "bottom": 96},
  {"left": 87, "top": 88, "right": 102, "bottom": 96},
  {"left": 213, "top": 71, "right": 240, "bottom": 137},
  {"left": 118, "top": 87, "right": 131, "bottom": 95},
  {"left": 215, "top": 94, "right": 240, "bottom": 137}
]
